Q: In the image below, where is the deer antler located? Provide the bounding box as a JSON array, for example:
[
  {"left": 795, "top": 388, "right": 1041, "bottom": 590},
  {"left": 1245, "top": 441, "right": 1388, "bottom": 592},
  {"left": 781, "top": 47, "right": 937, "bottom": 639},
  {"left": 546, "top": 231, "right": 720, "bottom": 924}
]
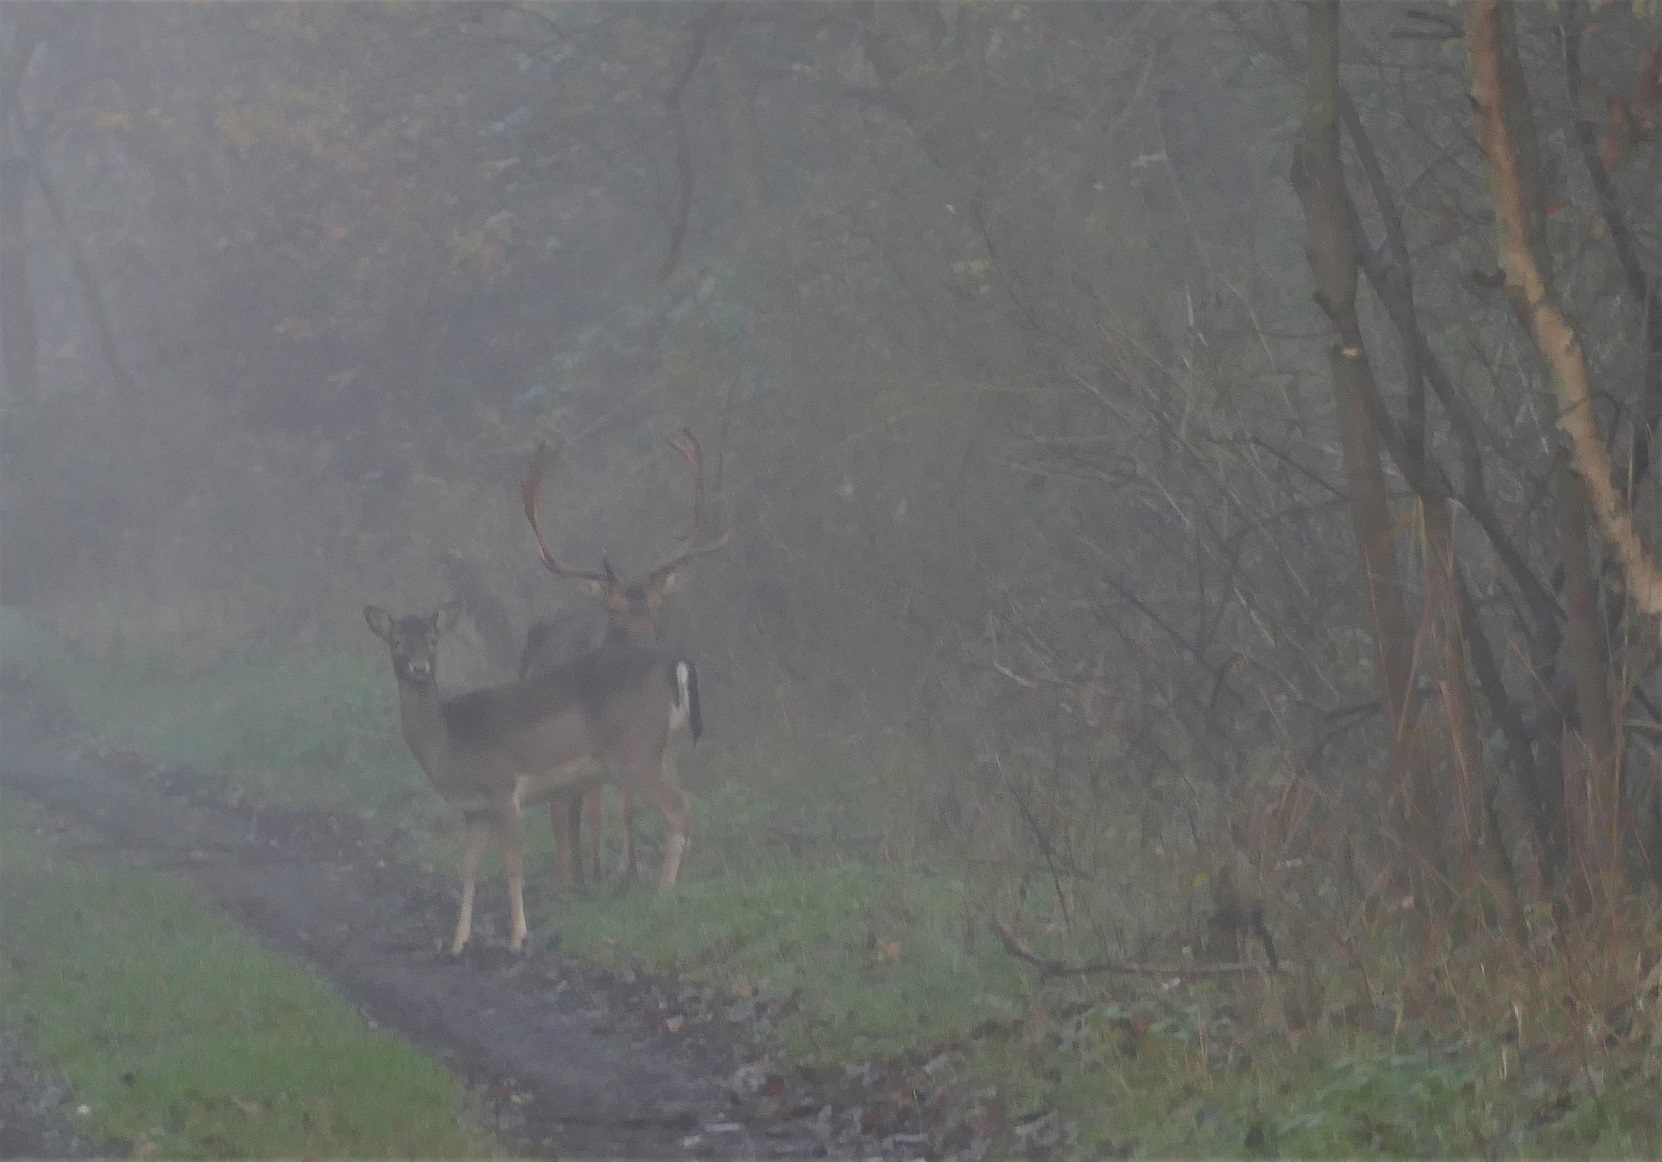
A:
[
  {"left": 522, "top": 441, "right": 611, "bottom": 584},
  {"left": 644, "top": 428, "right": 730, "bottom": 584}
]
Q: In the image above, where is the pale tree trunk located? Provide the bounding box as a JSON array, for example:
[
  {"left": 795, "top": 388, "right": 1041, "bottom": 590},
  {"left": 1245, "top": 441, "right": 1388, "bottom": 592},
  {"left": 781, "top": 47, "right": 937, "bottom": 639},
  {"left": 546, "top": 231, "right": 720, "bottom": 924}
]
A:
[
  {"left": 1468, "top": 0, "right": 1653, "bottom": 905},
  {"left": 1468, "top": 0, "right": 1662, "bottom": 634}
]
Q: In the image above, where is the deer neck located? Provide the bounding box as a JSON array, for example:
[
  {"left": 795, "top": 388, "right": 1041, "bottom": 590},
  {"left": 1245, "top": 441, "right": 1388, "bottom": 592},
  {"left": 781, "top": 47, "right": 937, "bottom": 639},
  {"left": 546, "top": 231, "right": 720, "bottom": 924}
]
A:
[
  {"left": 605, "top": 621, "right": 658, "bottom": 648},
  {"left": 395, "top": 678, "right": 452, "bottom": 776}
]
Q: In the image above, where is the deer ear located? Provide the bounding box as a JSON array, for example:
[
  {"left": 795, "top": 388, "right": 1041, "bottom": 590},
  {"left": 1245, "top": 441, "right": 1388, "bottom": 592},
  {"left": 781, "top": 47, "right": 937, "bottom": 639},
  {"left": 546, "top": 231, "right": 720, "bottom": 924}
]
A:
[
  {"left": 365, "top": 605, "right": 394, "bottom": 640},
  {"left": 655, "top": 568, "right": 684, "bottom": 597},
  {"left": 574, "top": 578, "right": 608, "bottom": 600},
  {"left": 434, "top": 599, "right": 466, "bottom": 635}
]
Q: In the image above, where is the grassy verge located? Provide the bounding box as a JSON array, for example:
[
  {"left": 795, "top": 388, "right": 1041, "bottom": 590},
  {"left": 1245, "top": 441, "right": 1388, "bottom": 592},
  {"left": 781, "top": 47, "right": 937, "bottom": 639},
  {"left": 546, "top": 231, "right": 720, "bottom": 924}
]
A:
[
  {"left": 5, "top": 607, "right": 1658, "bottom": 1157},
  {"left": 2, "top": 607, "right": 422, "bottom": 816},
  {"left": 540, "top": 826, "right": 1660, "bottom": 1157},
  {"left": 0, "top": 797, "right": 502, "bottom": 1159}
]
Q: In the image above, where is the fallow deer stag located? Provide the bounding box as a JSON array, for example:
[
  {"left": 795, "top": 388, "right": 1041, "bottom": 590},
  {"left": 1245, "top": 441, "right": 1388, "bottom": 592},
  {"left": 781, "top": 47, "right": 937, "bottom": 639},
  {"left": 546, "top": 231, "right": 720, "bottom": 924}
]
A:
[
  {"left": 519, "top": 428, "right": 728, "bottom": 886},
  {"left": 365, "top": 600, "right": 700, "bottom": 954}
]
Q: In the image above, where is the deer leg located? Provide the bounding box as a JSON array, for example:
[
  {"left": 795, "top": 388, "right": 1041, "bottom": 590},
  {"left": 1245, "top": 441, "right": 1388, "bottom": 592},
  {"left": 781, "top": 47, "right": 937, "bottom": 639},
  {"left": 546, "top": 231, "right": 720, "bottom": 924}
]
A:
[
  {"left": 550, "top": 793, "right": 584, "bottom": 888},
  {"left": 454, "top": 813, "right": 490, "bottom": 955},
  {"left": 550, "top": 797, "right": 574, "bottom": 888},
  {"left": 620, "top": 788, "right": 637, "bottom": 881},
  {"left": 585, "top": 787, "right": 605, "bottom": 882},
  {"left": 568, "top": 793, "right": 586, "bottom": 886},
  {"left": 632, "top": 756, "right": 690, "bottom": 890},
  {"left": 502, "top": 806, "right": 528, "bottom": 952}
]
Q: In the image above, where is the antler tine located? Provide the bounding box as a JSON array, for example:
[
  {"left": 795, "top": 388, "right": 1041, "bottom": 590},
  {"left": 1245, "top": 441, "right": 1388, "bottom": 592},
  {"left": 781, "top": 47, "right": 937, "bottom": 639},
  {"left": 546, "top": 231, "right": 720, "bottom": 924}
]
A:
[
  {"left": 521, "top": 441, "right": 610, "bottom": 583},
  {"left": 645, "top": 428, "right": 731, "bottom": 582},
  {"left": 669, "top": 428, "right": 710, "bottom": 538}
]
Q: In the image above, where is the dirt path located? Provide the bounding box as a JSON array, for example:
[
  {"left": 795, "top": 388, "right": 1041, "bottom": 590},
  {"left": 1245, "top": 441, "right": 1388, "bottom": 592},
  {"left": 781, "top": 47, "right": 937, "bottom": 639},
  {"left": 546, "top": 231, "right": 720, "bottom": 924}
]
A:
[
  {"left": 0, "top": 1030, "right": 102, "bottom": 1160},
  {"left": 0, "top": 702, "right": 927, "bottom": 1160}
]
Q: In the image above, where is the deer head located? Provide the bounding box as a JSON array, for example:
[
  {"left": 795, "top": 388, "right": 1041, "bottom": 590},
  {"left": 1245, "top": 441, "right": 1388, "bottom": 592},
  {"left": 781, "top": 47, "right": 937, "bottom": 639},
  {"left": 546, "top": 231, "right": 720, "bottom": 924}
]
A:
[{"left": 521, "top": 428, "right": 730, "bottom": 641}]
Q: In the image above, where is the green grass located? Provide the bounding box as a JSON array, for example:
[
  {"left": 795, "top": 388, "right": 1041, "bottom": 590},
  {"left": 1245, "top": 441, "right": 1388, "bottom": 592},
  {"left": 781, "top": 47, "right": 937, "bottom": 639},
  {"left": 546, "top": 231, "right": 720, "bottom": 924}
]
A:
[
  {"left": 545, "top": 854, "right": 1653, "bottom": 1158},
  {"left": 546, "top": 857, "right": 1029, "bottom": 1064},
  {"left": 6, "top": 605, "right": 1659, "bottom": 1158},
  {"left": 0, "top": 797, "right": 503, "bottom": 1158},
  {"left": 2, "top": 605, "right": 427, "bottom": 818}
]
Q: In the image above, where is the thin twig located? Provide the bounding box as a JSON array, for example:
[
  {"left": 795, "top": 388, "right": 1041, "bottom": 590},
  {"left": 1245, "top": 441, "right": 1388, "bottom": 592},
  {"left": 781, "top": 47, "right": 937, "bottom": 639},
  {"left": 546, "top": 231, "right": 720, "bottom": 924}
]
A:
[{"left": 991, "top": 919, "right": 1282, "bottom": 979}]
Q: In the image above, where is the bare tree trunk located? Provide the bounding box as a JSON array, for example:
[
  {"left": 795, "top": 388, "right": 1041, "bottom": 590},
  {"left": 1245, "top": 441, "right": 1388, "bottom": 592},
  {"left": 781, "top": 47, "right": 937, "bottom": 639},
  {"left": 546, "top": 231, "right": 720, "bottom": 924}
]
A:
[
  {"left": 0, "top": 14, "right": 43, "bottom": 405},
  {"left": 1291, "top": 0, "right": 1445, "bottom": 907},
  {"left": 0, "top": 150, "right": 35, "bottom": 405},
  {"left": 1423, "top": 498, "right": 1522, "bottom": 936},
  {"left": 1554, "top": 459, "right": 1625, "bottom": 906},
  {"left": 23, "top": 129, "right": 138, "bottom": 415}
]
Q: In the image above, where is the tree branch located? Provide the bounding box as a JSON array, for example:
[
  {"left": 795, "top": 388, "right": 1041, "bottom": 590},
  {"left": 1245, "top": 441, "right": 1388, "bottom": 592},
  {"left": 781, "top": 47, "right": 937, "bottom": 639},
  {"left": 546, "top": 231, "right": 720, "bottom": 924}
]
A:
[
  {"left": 991, "top": 920, "right": 1281, "bottom": 979},
  {"left": 658, "top": 4, "right": 719, "bottom": 282}
]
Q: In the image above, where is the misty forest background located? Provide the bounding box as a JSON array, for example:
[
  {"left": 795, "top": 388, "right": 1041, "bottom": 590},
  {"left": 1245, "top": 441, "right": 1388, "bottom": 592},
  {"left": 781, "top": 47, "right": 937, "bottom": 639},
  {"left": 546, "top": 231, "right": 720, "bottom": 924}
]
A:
[{"left": 2, "top": 2, "right": 1660, "bottom": 1151}]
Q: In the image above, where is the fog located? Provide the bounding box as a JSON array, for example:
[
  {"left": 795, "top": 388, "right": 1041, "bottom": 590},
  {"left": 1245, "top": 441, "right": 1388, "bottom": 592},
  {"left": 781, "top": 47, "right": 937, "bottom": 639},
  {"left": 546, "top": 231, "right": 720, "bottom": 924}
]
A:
[{"left": 3, "top": 0, "right": 1659, "bottom": 908}]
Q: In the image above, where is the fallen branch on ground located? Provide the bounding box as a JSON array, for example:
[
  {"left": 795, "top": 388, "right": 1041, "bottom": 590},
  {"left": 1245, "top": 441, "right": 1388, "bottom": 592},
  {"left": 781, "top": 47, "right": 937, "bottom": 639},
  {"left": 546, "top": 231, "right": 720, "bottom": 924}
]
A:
[{"left": 991, "top": 919, "right": 1283, "bottom": 979}]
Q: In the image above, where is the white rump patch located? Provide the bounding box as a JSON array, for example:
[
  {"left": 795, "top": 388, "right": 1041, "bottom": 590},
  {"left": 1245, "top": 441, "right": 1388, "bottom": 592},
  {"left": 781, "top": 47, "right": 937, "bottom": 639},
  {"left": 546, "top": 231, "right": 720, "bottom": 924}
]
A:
[{"left": 668, "top": 661, "right": 692, "bottom": 732}]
